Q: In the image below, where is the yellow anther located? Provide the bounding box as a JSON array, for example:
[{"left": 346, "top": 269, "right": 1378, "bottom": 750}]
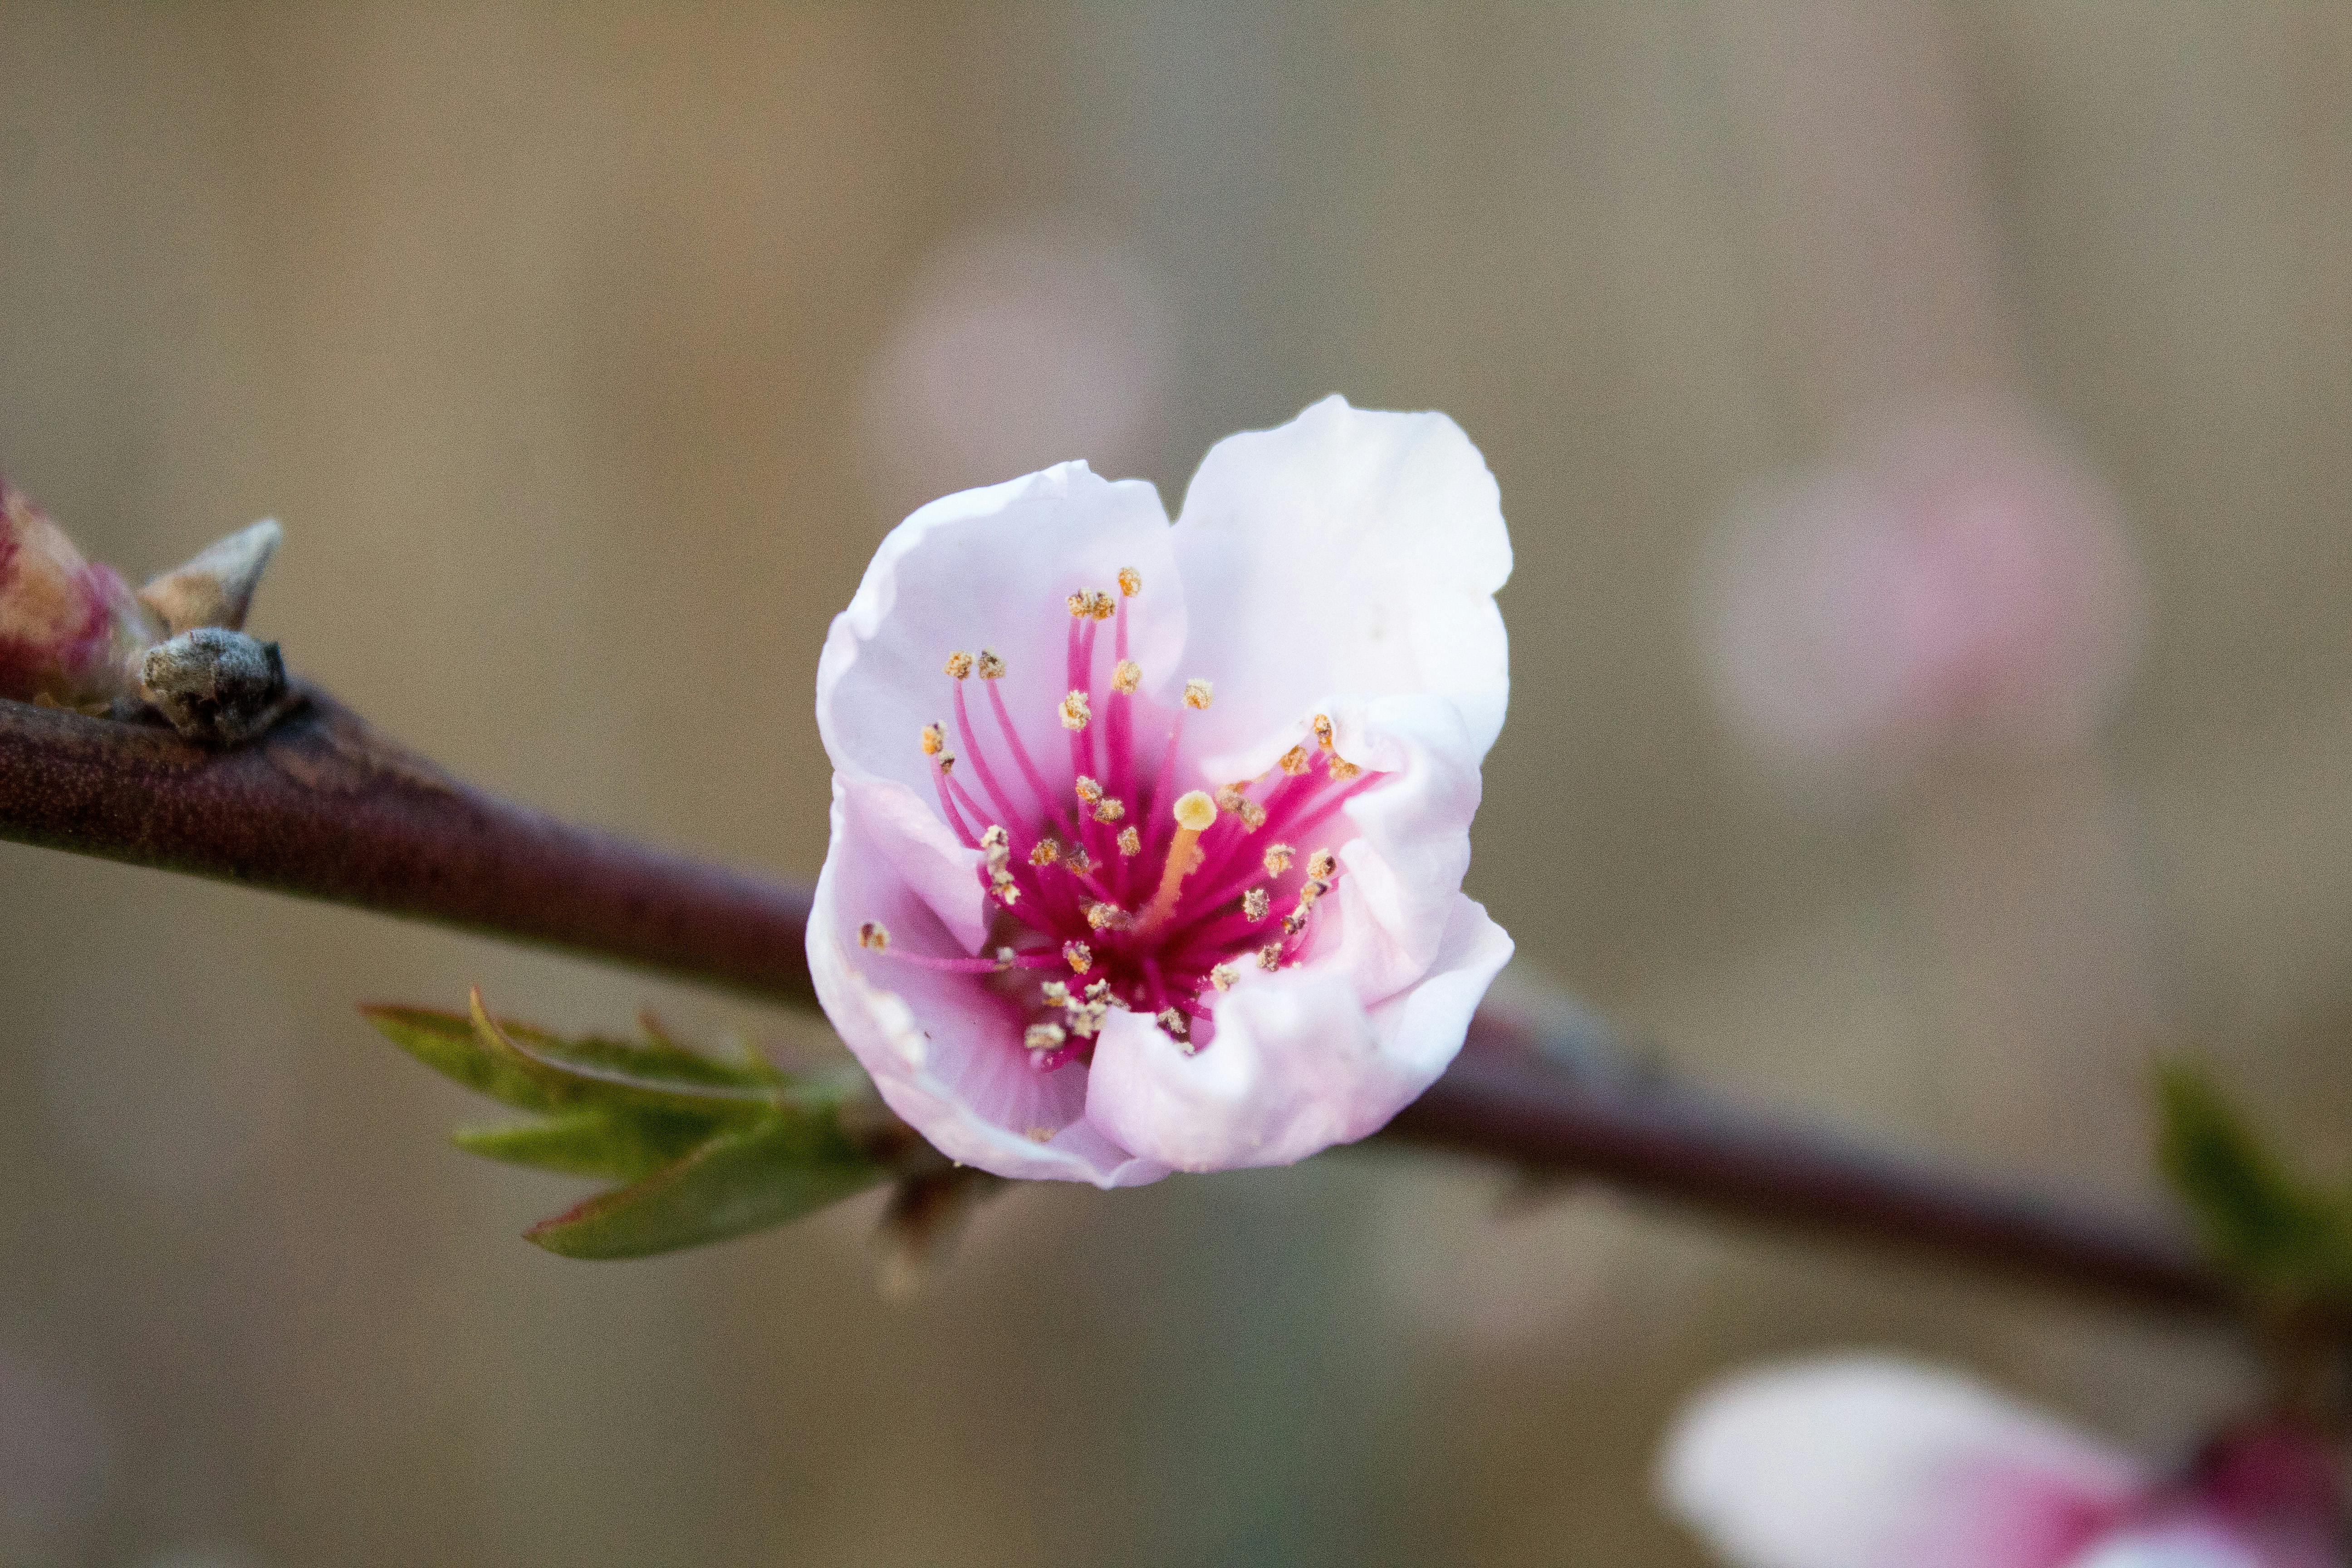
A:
[
  {"left": 976, "top": 650, "right": 1007, "bottom": 680},
  {"left": 1024, "top": 1023, "right": 1067, "bottom": 1052},
  {"left": 920, "top": 722, "right": 947, "bottom": 756},
  {"left": 1328, "top": 758, "right": 1361, "bottom": 781},
  {"left": 1263, "top": 843, "right": 1295, "bottom": 876},
  {"left": 1242, "top": 887, "right": 1270, "bottom": 921},
  {"left": 1088, "top": 589, "right": 1117, "bottom": 619},
  {"left": 938, "top": 756, "right": 956, "bottom": 775},
  {"left": 1075, "top": 775, "right": 1103, "bottom": 804},
  {"left": 1067, "top": 591, "right": 1092, "bottom": 618},
  {"left": 1307, "top": 848, "right": 1337, "bottom": 879},
  {"left": 1085, "top": 902, "right": 1128, "bottom": 931},
  {"left": 1240, "top": 801, "right": 1267, "bottom": 831},
  {"left": 1312, "top": 714, "right": 1334, "bottom": 748},
  {"left": 1214, "top": 784, "right": 1249, "bottom": 815},
  {"left": 991, "top": 878, "right": 1021, "bottom": 907},
  {"left": 1063, "top": 940, "right": 1095, "bottom": 972},
  {"left": 1084, "top": 980, "right": 1115, "bottom": 1004},
  {"left": 857, "top": 921, "right": 890, "bottom": 951},
  {"left": 994, "top": 946, "right": 1017, "bottom": 971},
  {"left": 1112, "top": 659, "right": 1141, "bottom": 695},
  {"left": 1156, "top": 1007, "right": 1189, "bottom": 1039},
  {"left": 1026, "top": 1125, "right": 1058, "bottom": 1142},
  {"left": 1257, "top": 943, "right": 1283, "bottom": 971},
  {"left": 1029, "top": 838, "right": 1063, "bottom": 867},
  {"left": 1209, "top": 963, "right": 1239, "bottom": 993},
  {"left": 1117, "top": 566, "right": 1142, "bottom": 597},
  {"left": 1059, "top": 690, "right": 1093, "bottom": 730},
  {"left": 945, "top": 651, "right": 975, "bottom": 680},
  {"left": 1183, "top": 677, "right": 1214, "bottom": 710},
  {"left": 1282, "top": 906, "right": 1309, "bottom": 936},
  {"left": 1299, "top": 877, "right": 1329, "bottom": 906},
  {"left": 1041, "top": 980, "right": 1071, "bottom": 1006},
  {"left": 1067, "top": 847, "right": 1096, "bottom": 876},
  {"left": 1278, "top": 745, "right": 1311, "bottom": 776},
  {"left": 1093, "top": 797, "right": 1126, "bottom": 823},
  {"left": 1116, "top": 825, "right": 1141, "bottom": 856}
]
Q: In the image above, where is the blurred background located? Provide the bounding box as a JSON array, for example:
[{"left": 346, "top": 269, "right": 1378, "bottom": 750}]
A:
[{"left": 1, "top": 3, "right": 2347, "bottom": 1563}]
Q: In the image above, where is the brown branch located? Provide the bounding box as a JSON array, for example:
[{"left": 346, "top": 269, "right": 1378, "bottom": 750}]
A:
[{"left": 0, "top": 690, "right": 2228, "bottom": 1317}]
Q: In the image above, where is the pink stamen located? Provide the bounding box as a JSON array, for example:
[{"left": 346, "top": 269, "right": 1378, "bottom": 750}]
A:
[
  {"left": 952, "top": 681, "right": 1029, "bottom": 830},
  {"left": 932, "top": 767, "right": 981, "bottom": 848},
  {"left": 984, "top": 677, "right": 1087, "bottom": 846},
  {"left": 1107, "top": 599, "right": 1135, "bottom": 819},
  {"left": 902, "top": 594, "right": 1392, "bottom": 1071}
]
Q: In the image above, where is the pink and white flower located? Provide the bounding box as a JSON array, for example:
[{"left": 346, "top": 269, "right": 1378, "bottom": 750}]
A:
[
  {"left": 1702, "top": 407, "right": 2144, "bottom": 783},
  {"left": 1662, "top": 1356, "right": 2345, "bottom": 1568},
  {"left": 808, "top": 396, "right": 1514, "bottom": 1185}
]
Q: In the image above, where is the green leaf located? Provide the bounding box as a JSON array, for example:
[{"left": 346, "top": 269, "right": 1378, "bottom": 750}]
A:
[
  {"left": 365, "top": 1004, "right": 565, "bottom": 1113},
  {"left": 2156, "top": 1061, "right": 2352, "bottom": 1304},
  {"left": 465, "top": 990, "right": 780, "bottom": 1115},
  {"left": 523, "top": 1112, "right": 884, "bottom": 1260},
  {"left": 452, "top": 1105, "right": 721, "bottom": 1183},
  {"left": 368, "top": 992, "right": 897, "bottom": 1258}
]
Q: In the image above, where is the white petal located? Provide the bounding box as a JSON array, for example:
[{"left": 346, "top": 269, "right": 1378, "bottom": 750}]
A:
[
  {"left": 2068, "top": 1530, "right": 2264, "bottom": 1568},
  {"left": 1360, "top": 894, "right": 1514, "bottom": 1086},
  {"left": 1085, "top": 894, "right": 1510, "bottom": 1170},
  {"left": 1308, "top": 694, "right": 1487, "bottom": 1001},
  {"left": 816, "top": 462, "right": 1186, "bottom": 799},
  {"left": 1660, "top": 1357, "right": 2145, "bottom": 1568},
  {"left": 808, "top": 777, "right": 1167, "bottom": 1187},
  {"left": 1169, "top": 395, "right": 1511, "bottom": 762}
]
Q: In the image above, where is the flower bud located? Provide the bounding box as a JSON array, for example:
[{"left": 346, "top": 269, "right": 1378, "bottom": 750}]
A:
[{"left": 0, "top": 476, "right": 153, "bottom": 708}]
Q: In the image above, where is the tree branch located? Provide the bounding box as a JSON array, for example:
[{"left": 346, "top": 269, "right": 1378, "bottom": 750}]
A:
[{"left": 0, "top": 690, "right": 2227, "bottom": 1317}]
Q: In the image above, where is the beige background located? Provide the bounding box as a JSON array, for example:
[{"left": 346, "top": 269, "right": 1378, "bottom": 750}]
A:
[{"left": 2, "top": 4, "right": 2349, "bottom": 1564}]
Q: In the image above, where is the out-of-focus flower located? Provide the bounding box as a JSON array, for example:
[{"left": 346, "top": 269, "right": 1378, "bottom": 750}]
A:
[
  {"left": 1701, "top": 408, "right": 2144, "bottom": 787},
  {"left": 0, "top": 473, "right": 288, "bottom": 740},
  {"left": 1661, "top": 1356, "right": 2344, "bottom": 1568},
  {"left": 860, "top": 225, "right": 1175, "bottom": 517},
  {"left": 810, "top": 397, "right": 1514, "bottom": 1184}
]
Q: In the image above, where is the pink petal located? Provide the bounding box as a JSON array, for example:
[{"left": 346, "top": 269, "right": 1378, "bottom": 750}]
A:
[
  {"left": 816, "top": 461, "right": 1186, "bottom": 799},
  {"left": 1170, "top": 395, "right": 1512, "bottom": 764},
  {"left": 1086, "top": 893, "right": 1510, "bottom": 1170},
  {"left": 809, "top": 775, "right": 1164, "bottom": 1186},
  {"left": 1661, "top": 1357, "right": 2144, "bottom": 1568}
]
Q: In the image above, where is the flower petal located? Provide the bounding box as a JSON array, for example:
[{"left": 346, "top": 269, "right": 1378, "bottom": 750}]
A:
[
  {"left": 2067, "top": 1529, "right": 2265, "bottom": 1568},
  {"left": 1169, "top": 395, "right": 1511, "bottom": 763},
  {"left": 1660, "top": 1357, "right": 2145, "bottom": 1568},
  {"left": 808, "top": 776, "right": 1166, "bottom": 1186},
  {"left": 1312, "top": 694, "right": 1487, "bottom": 1000},
  {"left": 816, "top": 462, "right": 1185, "bottom": 800},
  {"left": 1085, "top": 893, "right": 1509, "bottom": 1170}
]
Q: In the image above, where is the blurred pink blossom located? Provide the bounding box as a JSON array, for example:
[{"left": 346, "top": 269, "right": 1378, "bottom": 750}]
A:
[
  {"left": 809, "top": 397, "right": 1514, "bottom": 1182},
  {"left": 1702, "top": 410, "right": 2145, "bottom": 784},
  {"left": 860, "top": 226, "right": 1176, "bottom": 516},
  {"left": 1661, "top": 1356, "right": 2343, "bottom": 1568}
]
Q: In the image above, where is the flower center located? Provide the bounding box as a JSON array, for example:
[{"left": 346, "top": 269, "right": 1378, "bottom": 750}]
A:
[{"left": 863, "top": 566, "right": 1375, "bottom": 1071}]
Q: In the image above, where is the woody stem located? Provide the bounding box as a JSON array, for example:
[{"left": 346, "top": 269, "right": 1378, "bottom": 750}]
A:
[{"left": 0, "top": 685, "right": 2228, "bottom": 1318}]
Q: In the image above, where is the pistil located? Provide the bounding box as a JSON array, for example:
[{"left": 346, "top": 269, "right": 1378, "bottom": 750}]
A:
[{"left": 1135, "top": 789, "right": 1219, "bottom": 934}]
